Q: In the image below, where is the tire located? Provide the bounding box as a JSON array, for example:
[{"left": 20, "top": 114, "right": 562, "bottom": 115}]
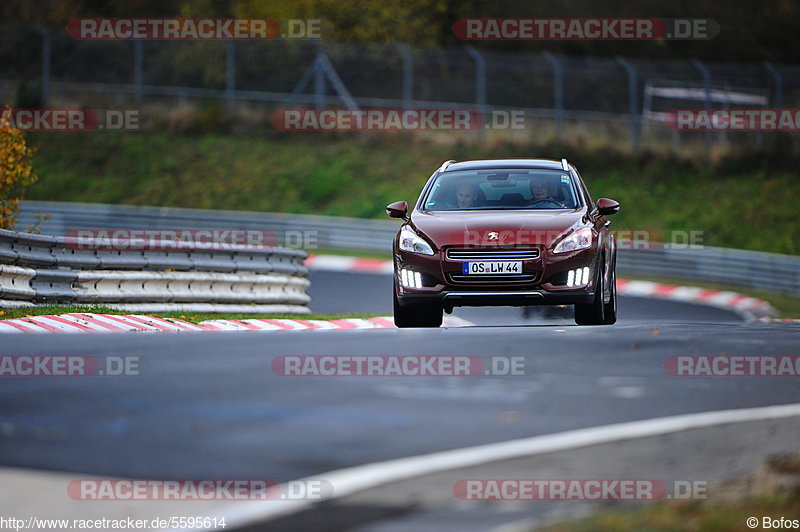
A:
[
  {"left": 602, "top": 259, "right": 617, "bottom": 325},
  {"left": 574, "top": 261, "right": 605, "bottom": 326},
  {"left": 393, "top": 288, "right": 443, "bottom": 328}
]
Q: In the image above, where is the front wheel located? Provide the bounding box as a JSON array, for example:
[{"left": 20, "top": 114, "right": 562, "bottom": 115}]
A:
[
  {"left": 574, "top": 262, "right": 606, "bottom": 325},
  {"left": 393, "top": 289, "right": 443, "bottom": 328},
  {"left": 602, "top": 260, "right": 617, "bottom": 325}
]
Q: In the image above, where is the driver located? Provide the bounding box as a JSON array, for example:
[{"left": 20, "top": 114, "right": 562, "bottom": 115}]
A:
[
  {"left": 529, "top": 177, "right": 563, "bottom": 206},
  {"left": 456, "top": 183, "right": 481, "bottom": 208}
]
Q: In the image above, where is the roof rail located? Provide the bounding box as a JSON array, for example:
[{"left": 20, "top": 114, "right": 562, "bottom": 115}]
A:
[
  {"left": 561, "top": 158, "right": 569, "bottom": 171},
  {"left": 439, "top": 160, "right": 456, "bottom": 173}
]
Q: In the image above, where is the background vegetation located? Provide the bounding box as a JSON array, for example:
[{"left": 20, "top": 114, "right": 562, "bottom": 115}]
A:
[
  {"left": 25, "top": 130, "right": 799, "bottom": 254},
  {"left": 2, "top": 0, "right": 799, "bottom": 62}
]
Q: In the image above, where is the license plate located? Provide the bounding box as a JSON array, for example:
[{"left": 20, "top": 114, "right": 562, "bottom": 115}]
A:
[{"left": 462, "top": 261, "right": 522, "bottom": 274}]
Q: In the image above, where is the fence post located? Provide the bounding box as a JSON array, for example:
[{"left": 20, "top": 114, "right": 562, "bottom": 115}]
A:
[
  {"left": 691, "top": 58, "right": 712, "bottom": 156},
  {"left": 465, "top": 47, "right": 486, "bottom": 111},
  {"left": 396, "top": 43, "right": 413, "bottom": 110},
  {"left": 314, "top": 47, "right": 326, "bottom": 109},
  {"left": 615, "top": 56, "right": 639, "bottom": 152},
  {"left": 134, "top": 39, "right": 143, "bottom": 106},
  {"left": 37, "top": 27, "right": 50, "bottom": 108},
  {"left": 543, "top": 52, "right": 564, "bottom": 139},
  {"left": 763, "top": 61, "right": 783, "bottom": 108},
  {"left": 465, "top": 46, "right": 486, "bottom": 140},
  {"left": 225, "top": 41, "right": 236, "bottom": 110}
]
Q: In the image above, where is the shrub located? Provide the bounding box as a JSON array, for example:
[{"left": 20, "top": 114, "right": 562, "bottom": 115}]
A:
[{"left": 0, "top": 107, "right": 38, "bottom": 229}]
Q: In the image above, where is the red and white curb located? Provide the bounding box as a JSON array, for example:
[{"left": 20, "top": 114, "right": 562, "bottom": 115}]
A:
[
  {"left": 614, "top": 279, "right": 777, "bottom": 319},
  {"left": 0, "top": 314, "right": 472, "bottom": 334},
  {"left": 305, "top": 254, "right": 778, "bottom": 319},
  {"left": 760, "top": 317, "right": 800, "bottom": 324},
  {"left": 305, "top": 254, "right": 394, "bottom": 274}
]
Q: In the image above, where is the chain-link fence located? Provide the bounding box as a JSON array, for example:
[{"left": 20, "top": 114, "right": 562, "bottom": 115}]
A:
[{"left": 1, "top": 26, "right": 798, "bottom": 151}]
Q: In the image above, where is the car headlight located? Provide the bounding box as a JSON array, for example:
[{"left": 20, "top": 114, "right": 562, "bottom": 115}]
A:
[
  {"left": 399, "top": 227, "right": 434, "bottom": 255},
  {"left": 553, "top": 227, "right": 593, "bottom": 253}
]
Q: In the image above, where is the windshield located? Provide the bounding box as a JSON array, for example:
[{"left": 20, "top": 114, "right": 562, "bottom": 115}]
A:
[{"left": 422, "top": 169, "right": 581, "bottom": 211}]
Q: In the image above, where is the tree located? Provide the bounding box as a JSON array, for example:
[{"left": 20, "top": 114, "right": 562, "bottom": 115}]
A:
[{"left": 0, "top": 109, "right": 38, "bottom": 229}]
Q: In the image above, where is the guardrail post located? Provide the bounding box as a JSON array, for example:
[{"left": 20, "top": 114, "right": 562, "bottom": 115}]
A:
[
  {"left": 134, "top": 39, "right": 143, "bottom": 106},
  {"left": 36, "top": 27, "right": 50, "bottom": 107},
  {"left": 615, "top": 56, "right": 639, "bottom": 153},
  {"left": 692, "top": 58, "right": 712, "bottom": 156},
  {"left": 543, "top": 52, "right": 564, "bottom": 139},
  {"left": 396, "top": 43, "right": 413, "bottom": 110},
  {"left": 225, "top": 41, "right": 236, "bottom": 110}
]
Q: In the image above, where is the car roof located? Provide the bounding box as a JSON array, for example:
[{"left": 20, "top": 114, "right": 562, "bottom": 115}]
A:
[{"left": 443, "top": 159, "right": 566, "bottom": 172}]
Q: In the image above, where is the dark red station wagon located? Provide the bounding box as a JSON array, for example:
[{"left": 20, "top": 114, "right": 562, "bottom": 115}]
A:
[{"left": 386, "top": 158, "right": 620, "bottom": 327}]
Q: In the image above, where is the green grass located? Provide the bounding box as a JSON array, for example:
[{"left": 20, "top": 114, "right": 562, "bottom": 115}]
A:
[
  {"left": 0, "top": 305, "right": 380, "bottom": 323},
  {"left": 536, "top": 492, "right": 800, "bottom": 532},
  {"left": 23, "top": 131, "right": 800, "bottom": 255},
  {"left": 311, "top": 247, "right": 393, "bottom": 260}
]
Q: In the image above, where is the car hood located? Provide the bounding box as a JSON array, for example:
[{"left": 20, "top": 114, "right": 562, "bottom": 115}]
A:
[{"left": 410, "top": 209, "right": 588, "bottom": 249}]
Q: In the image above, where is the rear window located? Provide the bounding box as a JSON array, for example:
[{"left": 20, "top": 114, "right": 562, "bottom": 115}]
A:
[{"left": 422, "top": 169, "right": 580, "bottom": 211}]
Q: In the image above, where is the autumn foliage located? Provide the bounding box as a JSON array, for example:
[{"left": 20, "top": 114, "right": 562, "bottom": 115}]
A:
[{"left": 0, "top": 108, "right": 38, "bottom": 229}]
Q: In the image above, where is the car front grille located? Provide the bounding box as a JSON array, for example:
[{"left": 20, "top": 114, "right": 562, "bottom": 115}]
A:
[{"left": 445, "top": 249, "right": 540, "bottom": 261}]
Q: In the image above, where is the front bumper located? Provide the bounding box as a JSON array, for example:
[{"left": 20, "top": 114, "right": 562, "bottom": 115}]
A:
[
  {"left": 394, "top": 245, "right": 601, "bottom": 309},
  {"left": 398, "top": 289, "right": 596, "bottom": 308}
]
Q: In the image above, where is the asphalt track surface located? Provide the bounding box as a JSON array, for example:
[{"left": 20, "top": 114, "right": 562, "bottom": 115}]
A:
[{"left": 0, "top": 270, "right": 798, "bottom": 487}]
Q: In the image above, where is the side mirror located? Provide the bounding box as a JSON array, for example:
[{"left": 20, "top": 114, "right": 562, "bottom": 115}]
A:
[
  {"left": 597, "top": 198, "right": 620, "bottom": 216},
  {"left": 386, "top": 200, "right": 409, "bottom": 220}
]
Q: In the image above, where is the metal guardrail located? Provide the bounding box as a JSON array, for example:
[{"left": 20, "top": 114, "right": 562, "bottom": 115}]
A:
[
  {"left": 616, "top": 246, "right": 800, "bottom": 296},
  {"left": 18, "top": 201, "right": 398, "bottom": 253},
  {"left": 17, "top": 200, "right": 800, "bottom": 296},
  {"left": 0, "top": 222, "right": 310, "bottom": 313}
]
